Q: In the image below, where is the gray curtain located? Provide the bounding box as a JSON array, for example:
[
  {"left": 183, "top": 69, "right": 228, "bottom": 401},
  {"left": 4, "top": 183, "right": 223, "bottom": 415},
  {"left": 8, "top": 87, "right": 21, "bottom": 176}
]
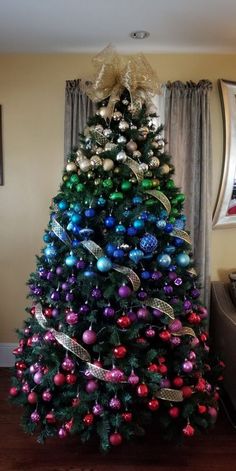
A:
[
  {"left": 64, "top": 79, "right": 96, "bottom": 161},
  {"left": 164, "top": 80, "right": 212, "bottom": 306}
]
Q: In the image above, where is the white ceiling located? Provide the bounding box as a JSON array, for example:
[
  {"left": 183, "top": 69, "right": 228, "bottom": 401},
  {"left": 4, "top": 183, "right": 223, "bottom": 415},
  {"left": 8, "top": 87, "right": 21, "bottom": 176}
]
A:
[{"left": 1, "top": 0, "right": 236, "bottom": 53}]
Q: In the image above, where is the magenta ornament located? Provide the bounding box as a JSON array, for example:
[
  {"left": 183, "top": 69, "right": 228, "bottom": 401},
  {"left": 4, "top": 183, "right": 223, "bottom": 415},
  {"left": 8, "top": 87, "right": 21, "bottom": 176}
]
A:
[
  {"left": 160, "top": 378, "right": 171, "bottom": 388},
  {"left": 31, "top": 411, "right": 40, "bottom": 423},
  {"left": 33, "top": 371, "right": 43, "bottom": 384},
  {"left": 103, "top": 306, "right": 115, "bottom": 318},
  {"left": 169, "top": 319, "right": 182, "bottom": 333},
  {"left": 182, "top": 360, "right": 193, "bottom": 373},
  {"left": 86, "top": 380, "right": 98, "bottom": 393},
  {"left": 58, "top": 427, "right": 67, "bottom": 438},
  {"left": 22, "top": 382, "right": 30, "bottom": 394},
  {"left": 128, "top": 372, "right": 139, "bottom": 385},
  {"left": 82, "top": 328, "right": 97, "bottom": 345},
  {"left": 191, "top": 337, "right": 200, "bottom": 347},
  {"left": 137, "top": 307, "right": 149, "bottom": 320},
  {"left": 188, "top": 351, "right": 196, "bottom": 361},
  {"left": 92, "top": 403, "right": 104, "bottom": 416},
  {"left": 66, "top": 311, "right": 78, "bottom": 325},
  {"left": 42, "top": 389, "right": 52, "bottom": 401},
  {"left": 170, "top": 336, "right": 181, "bottom": 346},
  {"left": 43, "top": 331, "right": 55, "bottom": 343},
  {"left": 145, "top": 327, "right": 155, "bottom": 338},
  {"left": 109, "top": 397, "right": 121, "bottom": 410},
  {"left": 62, "top": 357, "right": 75, "bottom": 371},
  {"left": 105, "top": 368, "right": 126, "bottom": 383}
]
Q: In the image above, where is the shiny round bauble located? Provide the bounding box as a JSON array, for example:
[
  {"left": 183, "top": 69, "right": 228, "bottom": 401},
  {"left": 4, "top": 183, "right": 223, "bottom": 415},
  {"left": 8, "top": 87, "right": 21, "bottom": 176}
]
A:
[
  {"left": 148, "top": 398, "right": 160, "bottom": 411},
  {"left": 62, "top": 357, "right": 75, "bottom": 371},
  {"left": 28, "top": 391, "right": 38, "bottom": 404},
  {"left": 94, "top": 178, "right": 101, "bottom": 185},
  {"left": 85, "top": 207, "right": 95, "bottom": 218},
  {"left": 86, "top": 380, "right": 98, "bottom": 394},
  {"left": 82, "top": 329, "right": 97, "bottom": 345},
  {"left": 118, "top": 119, "right": 129, "bottom": 131},
  {"left": 104, "top": 215, "right": 116, "bottom": 228},
  {"left": 113, "top": 345, "right": 127, "bottom": 359},
  {"left": 149, "top": 156, "right": 160, "bottom": 168},
  {"left": 98, "top": 106, "right": 108, "bottom": 118},
  {"left": 83, "top": 413, "right": 94, "bottom": 426},
  {"left": 79, "top": 159, "right": 92, "bottom": 172},
  {"left": 113, "top": 248, "right": 125, "bottom": 259},
  {"left": 92, "top": 403, "right": 104, "bottom": 416},
  {"left": 116, "top": 150, "right": 127, "bottom": 163},
  {"left": 66, "top": 311, "right": 78, "bottom": 325},
  {"left": 103, "top": 158, "right": 114, "bottom": 171},
  {"left": 42, "top": 389, "right": 52, "bottom": 401},
  {"left": 112, "top": 111, "right": 122, "bottom": 121},
  {"left": 159, "top": 330, "right": 171, "bottom": 342},
  {"left": 138, "top": 126, "right": 149, "bottom": 136},
  {"left": 65, "top": 253, "right": 77, "bottom": 267},
  {"left": 122, "top": 412, "right": 132, "bottom": 422},
  {"left": 54, "top": 373, "right": 66, "bottom": 386},
  {"left": 126, "top": 140, "right": 138, "bottom": 152},
  {"left": 169, "top": 406, "right": 180, "bottom": 419},
  {"left": 117, "top": 314, "right": 131, "bottom": 328},
  {"left": 133, "top": 219, "right": 145, "bottom": 230},
  {"left": 31, "top": 411, "right": 40, "bottom": 423},
  {"left": 109, "top": 397, "right": 121, "bottom": 410},
  {"left": 22, "top": 382, "right": 30, "bottom": 394},
  {"left": 90, "top": 155, "right": 102, "bottom": 168},
  {"left": 128, "top": 372, "right": 139, "bottom": 385},
  {"left": 140, "top": 234, "right": 158, "bottom": 253},
  {"left": 157, "top": 253, "right": 171, "bottom": 268},
  {"left": 103, "top": 128, "right": 112, "bottom": 138},
  {"left": 66, "top": 161, "right": 77, "bottom": 173},
  {"left": 121, "top": 180, "right": 132, "bottom": 191},
  {"left": 117, "top": 135, "right": 127, "bottom": 144},
  {"left": 159, "top": 164, "right": 170, "bottom": 175},
  {"left": 137, "top": 383, "right": 149, "bottom": 397},
  {"left": 132, "top": 195, "right": 143, "bottom": 204},
  {"left": 58, "top": 427, "right": 67, "bottom": 439},
  {"left": 129, "top": 248, "right": 144, "bottom": 264},
  {"left": 175, "top": 253, "right": 190, "bottom": 267},
  {"left": 106, "top": 368, "right": 126, "bottom": 383},
  {"left": 103, "top": 306, "right": 115, "bottom": 318},
  {"left": 141, "top": 178, "right": 153, "bottom": 190},
  {"left": 75, "top": 182, "right": 84, "bottom": 193},
  {"left": 44, "top": 244, "right": 57, "bottom": 259},
  {"left": 33, "top": 371, "right": 43, "bottom": 384},
  {"left": 118, "top": 285, "right": 132, "bottom": 299},
  {"left": 132, "top": 150, "right": 142, "bottom": 159},
  {"left": 182, "top": 360, "right": 193, "bottom": 373},
  {"left": 139, "top": 163, "right": 149, "bottom": 173},
  {"left": 110, "top": 191, "right": 124, "bottom": 201},
  {"left": 97, "top": 256, "right": 112, "bottom": 272},
  {"left": 141, "top": 270, "right": 151, "bottom": 280},
  {"left": 182, "top": 423, "right": 195, "bottom": 437},
  {"left": 137, "top": 307, "right": 149, "bottom": 320},
  {"left": 109, "top": 432, "right": 123, "bottom": 446}
]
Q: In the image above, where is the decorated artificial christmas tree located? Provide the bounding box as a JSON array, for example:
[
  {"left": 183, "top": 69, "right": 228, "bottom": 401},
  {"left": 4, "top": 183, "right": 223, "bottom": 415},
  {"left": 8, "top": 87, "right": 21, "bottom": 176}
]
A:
[{"left": 10, "top": 48, "right": 223, "bottom": 451}]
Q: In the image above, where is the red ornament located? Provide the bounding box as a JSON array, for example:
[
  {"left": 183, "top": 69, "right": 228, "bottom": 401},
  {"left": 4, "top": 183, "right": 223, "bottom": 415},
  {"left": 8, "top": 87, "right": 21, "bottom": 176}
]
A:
[
  {"left": 113, "top": 345, "right": 127, "bottom": 359},
  {"left": 182, "top": 423, "right": 195, "bottom": 437},
  {"left": 27, "top": 392, "right": 38, "bottom": 404},
  {"left": 198, "top": 404, "right": 207, "bottom": 414},
  {"left": 137, "top": 383, "right": 149, "bottom": 397},
  {"left": 148, "top": 363, "right": 159, "bottom": 373},
  {"left": 158, "top": 356, "right": 166, "bottom": 364},
  {"left": 159, "top": 330, "right": 171, "bottom": 342},
  {"left": 72, "top": 396, "right": 80, "bottom": 407},
  {"left": 44, "top": 307, "right": 53, "bottom": 318},
  {"left": 30, "top": 306, "right": 36, "bottom": 316},
  {"left": 148, "top": 398, "right": 160, "bottom": 411},
  {"left": 64, "top": 418, "right": 74, "bottom": 432},
  {"left": 66, "top": 373, "right": 77, "bottom": 385},
  {"left": 195, "top": 378, "right": 206, "bottom": 392},
  {"left": 169, "top": 406, "right": 180, "bottom": 419},
  {"left": 83, "top": 413, "right": 94, "bottom": 426},
  {"left": 15, "top": 361, "right": 27, "bottom": 370},
  {"left": 122, "top": 412, "right": 133, "bottom": 422},
  {"left": 181, "top": 386, "right": 193, "bottom": 398},
  {"left": 109, "top": 432, "right": 123, "bottom": 446},
  {"left": 9, "top": 386, "right": 19, "bottom": 397},
  {"left": 53, "top": 373, "right": 66, "bottom": 386},
  {"left": 159, "top": 364, "right": 168, "bottom": 374},
  {"left": 117, "top": 315, "right": 131, "bottom": 329},
  {"left": 187, "top": 312, "right": 201, "bottom": 324},
  {"left": 136, "top": 337, "right": 148, "bottom": 345},
  {"left": 200, "top": 332, "right": 208, "bottom": 342},
  {"left": 173, "top": 377, "right": 184, "bottom": 388},
  {"left": 46, "top": 411, "right": 56, "bottom": 424}
]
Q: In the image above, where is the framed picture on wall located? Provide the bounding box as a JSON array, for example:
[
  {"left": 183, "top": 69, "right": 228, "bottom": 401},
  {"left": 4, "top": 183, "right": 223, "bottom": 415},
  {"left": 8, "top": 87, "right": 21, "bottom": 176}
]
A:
[
  {"left": 213, "top": 79, "right": 236, "bottom": 228},
  {"left": 0, "top": 105, "right": 3, "bottom": 186}
]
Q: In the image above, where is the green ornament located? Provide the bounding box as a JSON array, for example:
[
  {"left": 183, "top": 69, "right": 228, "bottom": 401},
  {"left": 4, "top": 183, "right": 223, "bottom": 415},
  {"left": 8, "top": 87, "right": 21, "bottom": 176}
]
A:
[
  {"left": 170, "top": 208, "right": 179, "bottom": 216},
  {"left": 169, "top": 216, "right": 176, "bottom": 223},
  {"left": 141, "top": 179, "right": 153, "bottom": 190},
  {"left": 171, "top": 198, "right": 178, "bottom": 206},
  {"left": 76, "top": 183, "right": 85, "bottom": 193},
  {"left": 66, "top": 181, "right": 73, "bottom": 189},
  {"left": 121, "top": 181, "right": 132, "bottom": 191},
  {"left": 145, "top": 198, "right": 156, "bottom": 206},
  {"left": 176, "top": 193, "right": 185, "bottom": 203},
  {"left": 70, "top": 174, "right": 79, "bottom": 184},
  {"left": 109, "top": 192, "right": 124, "bottom": 201},
  {"left": 103, "top": 179, "right": 113, "bottom": 189},
  {"left": 166, "top": 179, "right": 175, "bottom": 189}
]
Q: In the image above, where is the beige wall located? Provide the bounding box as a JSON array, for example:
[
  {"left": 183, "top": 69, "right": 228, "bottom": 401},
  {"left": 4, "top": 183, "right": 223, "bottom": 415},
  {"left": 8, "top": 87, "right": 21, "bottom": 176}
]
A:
[{"left": 0, "top": 53, "right": 236, "bottom": 342}]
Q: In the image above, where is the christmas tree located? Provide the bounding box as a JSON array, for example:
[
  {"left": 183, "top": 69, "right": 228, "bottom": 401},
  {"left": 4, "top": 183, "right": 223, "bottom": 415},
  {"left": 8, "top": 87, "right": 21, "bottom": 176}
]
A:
[{"left": 10, "top": 48, "right": 223, "bottom": 451}]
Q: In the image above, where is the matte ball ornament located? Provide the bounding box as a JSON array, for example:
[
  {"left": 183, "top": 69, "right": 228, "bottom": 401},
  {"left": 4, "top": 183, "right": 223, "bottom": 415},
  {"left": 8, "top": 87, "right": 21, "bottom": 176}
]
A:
[
  {"left": 137, "top": 383, "right": 149, "bottom": 397},
  {"left": 58, "top": 200, "right": 68, "bottom": 210},
  {"left": 126, "top": 140, "right": 138, "bottom": 152},
  {"left": 85, "top": 207, "right": 95, "bottom": 218},
  {"left": 27, "top": 392, "right": 38, "bottom": 404},
  {"left": 83, "top": 413, "right": 94, "bottom": 426},
  {"left": 169, "top": 406, "right": 180, "bottom": 419},
  {"left": 129, "top": 248, "right": 144, "bottom": 264},
  {"left": 54, "top": 373, "right": 66, "bottom": 386},
  {"left": 176, "top": 253, "right": 190, "bottom": 267},
  {"left": 86, "top": 380, "right": 98, "bottom": 393},
  {"left": 97, "top": 256, "right": 112, "bottom": 272},
  {"left": 148, "top": 398, "right": 160, "bottom": 411},
  {"left": 118, "top": 285, "right": 132, "bottom": 298},
  {"left": 103, "top": 158, "right": 114, "bottom": 171},
  {"left": 82, "top": 328, "right": 97, "bottom": 345},
  {"left": 113, "top": 345, "right": 127, "bottom": 359},
  {"left": 117, "top": 315, "right": 131, "bottom": 328},
  {"left": 157, "top": 253, "right": 171, "bottom": 268},
  {"left": 159, "top": 164, "right": 170, "bottom": 175},
  {"left": 140, "top": 234, "right": 158, "bottom": 253},
  {"left": 109, "top": 432, "right": 123, "bottom": 446},
  {"left": 121, "top": 180, "right": 132, "bottom": 191}
]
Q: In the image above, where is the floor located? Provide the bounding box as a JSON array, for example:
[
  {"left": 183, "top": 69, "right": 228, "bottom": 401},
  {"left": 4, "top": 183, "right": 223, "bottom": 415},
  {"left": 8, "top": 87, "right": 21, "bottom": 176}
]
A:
[{"left": 1, "top": 368, "right": 236, "bottom": 471}]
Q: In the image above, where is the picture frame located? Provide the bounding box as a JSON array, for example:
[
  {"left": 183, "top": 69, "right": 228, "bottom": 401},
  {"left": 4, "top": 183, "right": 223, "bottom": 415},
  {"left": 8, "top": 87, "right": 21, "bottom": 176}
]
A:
[
  {"left": 213, "top": 79, "right": 236, "bottom": 228},
  {"left": 0, "top": 105, "right": 3, "bottom": 186}
]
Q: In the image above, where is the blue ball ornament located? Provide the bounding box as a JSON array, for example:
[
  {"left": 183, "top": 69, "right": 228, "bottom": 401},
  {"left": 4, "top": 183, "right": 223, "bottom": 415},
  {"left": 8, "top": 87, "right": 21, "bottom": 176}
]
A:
[
  {"left": 72, "top": 240, "right": 80, "bottom": 248},
  {"left": 156, "top": 219, "right": 166, "bottom": 230},
  {"left": 129, "top": 249, "right": 144, "bottom": 264},
  {"left": 84, "top": 269, "right": 95, "bottom": 278},
  {"left": 174, "top": 237, "right": 184, "bottom": 247},
  {"left": 133, "top": 219, "right": 145, "bottom": 230},
  {"left": 97, "top": 256, "right": 112, "bottom": 272},
  {"left": 127, "top": 226, "right": 137, "bottom": 236},
  {"left": 97, "top": 197, "right": 106, "bottom": 207},
  {"left": 175, "top": 252, "right": 190, "bottom": 267},
  {"left": 71, "top": 213, "right": 82, "bottom": 224},
  {"left": 79, "top": 228, "right": 94, "bottom": 240},
  {"left": 58, "top": 200, "right": 68, "bottom": 211},
  {"left": 140, "top": 234, "right": 158, "bottom": 253},
  {"left": 43, "top": 233, "right": 51, "bottom": 243},
  {"left": 141, "top": 270, "right": 151, "bottom": 280},
  {"left": 164, "top": 244, "right": 176, "bottom": 254},
  {"left": 106, "top": 243, "right": 116, "bottom": 256},
  {"left": 85, "top": 208, "right": 95, "bottom": 218},
  {"left": 157, "top": 253, "right": 172, "bottom": 268},
  {"left": 132, "top": 196, "right": 143, "bottom": 205},
  {"left": 164, "top": 223, "right": 173, "bottom": 233},
  {"left": 174, "top": 218, "right": 185, "bottom": 230},
  {"left": 65, "top": 253, "right": 77, "bottom": 267},
  {"left": 44, "top": 244, "right": 57, "bottom": 258},
  {"left": 141, "top": 211, "right": 149, "bottom": 221},
  {"left": 67, "top": 222, "right": 73, "bottom": 231},
  {"left": 148, "top": 214, "right": 157, "bottom": 223},
  {"left": 113, "top": 249, "right": 125, "bottom": 259},
  {"left": 72, "top": 225, "right": 80, "bottom": 235},
  {"left": 104, "top": 215, "right": 116, "bottom": 228},
  {"left": 115, "top": 224, "right": 126, "bottom": 234}
]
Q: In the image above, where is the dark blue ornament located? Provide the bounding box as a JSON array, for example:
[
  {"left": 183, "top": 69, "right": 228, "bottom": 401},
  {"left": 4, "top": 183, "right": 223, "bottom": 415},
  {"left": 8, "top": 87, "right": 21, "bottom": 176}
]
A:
[
  {"left": 140, "top": 234, "right": 158, "bottom": 253},
  {"left": 164, "top": 223, "right": 173, "bottom": 233},
  {"left": 85, "top": 208, "right": 95, "bottom": 218},
  {"left": 79, "top": 228, "right": 94, "bottom": 240},
  {"left": 104, "top": 215, "right": 116, "bottom": 228},
  {"left": 174, "top": 237, "right": 184, "bottom": 247},
  {"left": 106, "top": 243, "right": 116, "bottom": 256},
  {"left": 72, "top": 240, "right": 80, "bottom": 248},
  {"left": 141, "top": 211, "right": 149, "bottom": 221},
  {"left": 127, "top": 226, "right": 137, "bottom": 236},
  {"left": 113, "top": 249, "right": 125, "bottom": 259},
  {"left": 141, "top": 270, "right": 151, "bottom": 280}
]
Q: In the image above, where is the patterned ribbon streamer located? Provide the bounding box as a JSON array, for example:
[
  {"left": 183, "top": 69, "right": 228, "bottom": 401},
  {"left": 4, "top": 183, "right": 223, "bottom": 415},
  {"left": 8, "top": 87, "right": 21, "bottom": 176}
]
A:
[
  {"left": 171, "top": 229, "right": 192, "bottom": 245},
  {"left": 81, "top": 240, "right": 141, "bottom": 291},
  {"left": 144, "top": 189, "right": 171, "bottom": 214},
  {"left": 144, "top": 297, "right": 174, "bottom": 320},
  {"left": 172, "top": 326, "right": 196, "bottom": 338},
  {"left": 51, "top": 217, "right": 71, "bottom": 247},
  {"left": 125, "top": 156, "right": 144, "bottom": 183},
  {"left": 156, "top": 388, "right": 183, "bottom": 402}
]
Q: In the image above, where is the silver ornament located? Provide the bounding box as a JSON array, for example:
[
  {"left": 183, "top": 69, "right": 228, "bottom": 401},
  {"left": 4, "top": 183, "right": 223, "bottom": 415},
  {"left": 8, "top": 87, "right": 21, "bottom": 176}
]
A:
[
  {"left": 149, "top": 157, "right": 160, "bottom": 168},
  {"left": 126, "top": 140, "right": 138, "bottom": 153},
  {"left": 151, "top": 141, "right": 159, "bottom": 149},
  {"left": 130, "top": 124, "right": 137, "bottom": 130},
  {"left": 114, "top": 167, "right": 120, "bottom": 174},
  {"left": 103, "top": 128, "right": 112, "bottom": 137},
  {"left": 118, "top": 120, "right": 129, "bottom": 131},
  {"left": 117, "top": 135, "right": 127, "bottom": 144},
  {"left": 138, "top": 163, "right": 149, "bottom": 173},
  {"left": 66, "top": 162, "right": 77, "bottom": 173},
  {"left": 112, "top": 111, "right": 122, "bottom": 121},
  {"left": 90, "top": 155, "right": 102, "bottom": 168},
  {"left": 79, "top": 159, "right": 92, "bottom": 172},
  {"left": 95, "top": 124, "right": 104, "bottom": 133},
  {"left": 132, "top": 150, "right": 142, "bottom": 159},
  {"left": 94, "top": 178, "right": 101, "bottom": 186},
  {"left": 116, "top": 151, "right": 127, "bottom": 163},
  {"left": 105, "top": 142, "right": 117, "bottom": 151},
  {"left": 103, "top": 159, "right": 114, "bottom": 171},
  {"left": 147, "top": 150, "right": 154, "bottom": 158}
]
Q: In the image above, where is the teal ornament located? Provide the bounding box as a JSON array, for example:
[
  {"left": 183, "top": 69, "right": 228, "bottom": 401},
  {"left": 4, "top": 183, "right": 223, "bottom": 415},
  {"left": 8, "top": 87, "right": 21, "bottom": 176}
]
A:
[
  {"left": 133, "top": 219, "right": 145, "bottom": 230},
  {"left": 157, "top": 253, "right": 171, "bottom": 268},
  {"left": 73, "top": 203, "right": 81, "bottom": 212},
  {"left": 97, "top": 256, "right": 112, "bottom": 272},
  {"left": 129, "top": 249, "right": 144, "bottom": 264},
  {"left": 140, "top": 234, "right": 158, "bottom": 253},
  {"left": 71, "top": 213, "right": 82, "bottom": 224},
  {"left": 132, "top": 196, "right": 143, "bottom": 205},
  {"left": 164, "top": 244, "right": 176, "bottom": 254},
  {"left": 44, "top": 244, "right": 57, "bottom": 258},
  {"left": 97, "top": 197, "right": 106, "bottom": 207},
  {"left": 67, "top": 222, "right": 73, "bottom": 231},
  {"left": 65, "top": 253, "right": 77, "bottom": 267},
  {"left": 115, "top": 224, "right": 126, "bottom": 234},
  {"left": 175, "top": 253, "right": 190, "bottom": 267},
  {"left": 156, "top": 219, "right": 166, "bottom": 230},
  {"left": 43, "top": 233, "right": 51, "bottom": 243},
  {"left": 58, "top": 200, "right": 68, "bottom": 211}
]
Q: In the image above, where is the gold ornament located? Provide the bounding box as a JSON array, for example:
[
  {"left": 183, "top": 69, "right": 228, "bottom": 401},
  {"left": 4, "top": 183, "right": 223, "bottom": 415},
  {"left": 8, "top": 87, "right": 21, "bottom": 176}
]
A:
[
  {"left": 103, "top": 128, "right": 112, "bottom": 138},
  {"left": 118, "top": 119, "right": 129, "bottom": 131},
  {"left": 96, "top": 147, "right": 104, "bottom": 154},
  {"left": 94, "top": 124, "right": 104, "bottom": 133},
  {"left": 66, "top": 162, "right": 77, "bottom": 173},
  {"left": 90, "top": 155, "right": 103, "bottom": 168},
  {"left": 132, "top": 150, "right": 142, "bottom": 159},
  {"left": 114, "top": 167, "right": 120, "bottom": 174},
  {"left": 103, "top": 158, "right": 114, "bottom": 171},
  {"left": 94, "top": 178, "right": 101, "bottom": 185},
  {"left": 126, "top": 140, "right": 138, "bottom": 153},
  {"left": 105, "top": 142, "right": 117, "bottom": 151},
  {"left": 112, "top": 111, "right": 122, "bottom": 121},
  {"left": 159, "top": 164, "right": 170, "bottom": 175},
  {"left": 151, "top": 141, "right": 159, "bottom": 149},
  {"left": 138, "top": 126, "right": 149, "bottom": 136},
  {"left": 79, "top": 159, "right": 92, "bottom": 172},
  {"left": 98, "top": 106, "right": 108, "bottom": 118},
  {"left": 149, "top": 156, "right": 160, "bottom": 168}
]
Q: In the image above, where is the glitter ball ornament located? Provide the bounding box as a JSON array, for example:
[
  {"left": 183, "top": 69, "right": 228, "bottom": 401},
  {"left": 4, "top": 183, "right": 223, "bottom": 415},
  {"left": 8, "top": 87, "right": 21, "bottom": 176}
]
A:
[
  {"left": 93, "top": 403, "right": 104, "bottom": 416},
  {"left": 31, "top": 411, "right": 40, "bottom": 423},
  {"left": 117, "top": 315, "right": 131, "bottom": 328},
  {"left": 118, "top": 119, "right": 129, "bottom": 131},
  {"left": 83, "top": 413, "right": 94, "bottom": 426},
  {"left": 42, "top": 390, "right": 52, "bottom": 401},
  {"left": 109, "top": 397, "right": 121, "bottom": 410},
  {"left": 140, "top": 234, "right": 158, "bottom": 253}
]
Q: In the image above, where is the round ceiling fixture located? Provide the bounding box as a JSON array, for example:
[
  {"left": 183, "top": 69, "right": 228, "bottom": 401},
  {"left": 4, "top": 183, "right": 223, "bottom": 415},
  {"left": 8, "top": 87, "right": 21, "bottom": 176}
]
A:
[{"left": 130, "top": 31, "right": 150, "bottom": 40}]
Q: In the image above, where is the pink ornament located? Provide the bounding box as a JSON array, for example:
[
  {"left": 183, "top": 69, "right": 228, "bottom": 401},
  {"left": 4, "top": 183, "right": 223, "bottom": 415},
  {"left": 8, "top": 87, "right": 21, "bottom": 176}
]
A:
[
  {"left": 28, "top": 392, "right": 38, "bottom": 404},
  {"left": 22, "top": 382, "right": 30, "bottom": 394},
  {"left": 188, "top": 351, "right": 196, "bottom": 361},
  {"left": 43, "top": 331, "right": 55, "bottom": 343},
  {"left": 169, "top": 319, "right": 182, "bottom": 332},
  {"left": 182, "top": 360, "right": 193, "bottom": 373},
  {"left": 31, "top": 334, "right": 40, "bottom": 344},
  {"left": 66, "top": 311, "right": 78, "bottom": 325},
  {"left": 82, "top": 328, "right": 97, "bottom": 345},
  {"left": 208, "top": 406, "right": 218, "bottom": 421},
  {"left": 160, "top": 378, "right": 171, "bottom": 388},
  {"left": 191, "top": 337, "right": 200, "bottom": 347},
  {"left": 84, "top": 368, "right": 94, "bottom": 380},
  {"left": 106, "top": 368, "right": 126, "bottom": 383},
  {"left": 109, "top": 397, "right": 121, "bottom": 410},
  {"left": 145, "top": 327, "right": 155, "bottom": 338},
  {"left": 170, "top": 336, "right": 181, "bottom": 346},
  {"left": 128, "top": 372, "right": 140, "bottom": 385},
  {"left": 92, "top": 403, "right": 104, "bottom": 416},
  {"left": 137, "top": 307, "right": 149, "bottom": 320},
  {"left": 58, "top": 427, "right": 67, "bottom": 439},
  {"left": 86, "top": 380, "right": 98, "bottom": 393},
  {"left": 31, "top": 411, "right": 40, "bottom": 423},
  {"left": 118, "top": 285, "right": 132, "bottom": 298},
  {"left": 33, "top": 371, "right": 43, "bottom": 384},
  {"left": 61, "top": 357, "right": 75, "bottom": 371},
  {"left": 198, "top": 306, "right": 208, "bottom": 319},
  {"left": 9, "top": 386, "right": 19, "bottom": 397},
  {"left": 42, "top": 389, "right": 52, "bottom": 401},
  {"left": 16, "top": 370, "right": 24, "bottom": 379}
]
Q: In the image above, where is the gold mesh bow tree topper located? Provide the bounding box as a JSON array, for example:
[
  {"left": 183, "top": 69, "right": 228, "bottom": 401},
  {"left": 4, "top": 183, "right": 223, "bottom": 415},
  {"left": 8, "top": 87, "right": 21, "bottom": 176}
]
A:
[{"left": 10, "top": 47, "right": 223, "bottom": 451}]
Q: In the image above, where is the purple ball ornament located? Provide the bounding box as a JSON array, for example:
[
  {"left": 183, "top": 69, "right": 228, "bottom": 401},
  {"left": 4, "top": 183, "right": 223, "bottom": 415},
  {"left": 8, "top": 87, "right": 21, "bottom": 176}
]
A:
[
  {"left": 50, "top": 290, "right": 60, "bottom": 301},
  {"left": 52, "top": 308, "right": 59, "bottom": 318},
  {"left": 152, "top": 308, "right": 162, "bottom": 318},
  {"left": 118, "top": 284, "right": 132, "bottom": 298},
  {"left": 33, "top": 371, "right": 43, "bottom": 384},
  {"left": 58, "top": 428, "right": 67, "bottom": 439},
  {"left": 137, "top": 307, "right": 149, "bottom": 320},
  {"left": 103, "top": 306, "right": 115, "bottom": 318},
  {"left": 56, "top": 266, "right": 63, "bottom": 275},
  {"left": 62, "top": 357, "right": 75, "bottom": 371},
  {"left": 191, "top": 288, "right": 200, "bottom": 299},
  {"left": 182, "top": 360, "right": 193, "bottom": 373},
  {"left": 91, "top": 287, "right": 102, "bottom": 299},
  {"left": 163, "top": 285, "right": 173, "bottom": 295},
  {"left": 79, "top": 303, "right": 90, "bottom": 315},
  {"left": 170, "top": 336, "right": 181, "bottom": 346},
  {"left": 169, "top": 319, "right": 183, "bottom": 333},
  {"left": 43, "top": 331, "right": 55, "bottom": 343},
  {"left": 76, "top": 259, "right": 86, "bottom": 270},
  {"left": 66, "top": 311, "right": 79, "bottom": 325},
  {"left": 127, "top": 310, "right": 137, "bottom": 322},
  {"left": 92, "top": 403, "right": 104, "bottom": 416},
  {"left": 22, "top": 382, "right": 30, "bottom": 394},
  {"left": 47, "top": 270, "right": 55, "bottom": 282},
  {"left": 198, "top": 306, "right": 208, "bottom": 319},
  {"left": 42, "top": 389, "right": 52, "bottom": 401},
  {"left": 168, "top": 271, "right": 177, "bottom": 281},
  {"left": 86, "top": 380, "right": 98, "bottom": 393},
  {"left": 145, "top": 327, "right": 156, "bottom": 338},
  {"left": 82, "top": 328, "right": 97, "bottom": 345},
  {"left": 183, "top": 299, "right": 192, "bottom": 311},
  {"left": 137, "top": 290, "right": 148, "bottom": 301},
  {"left": 62, "top": 282, "right": 70, "bottom": 291},
  {"left": 65, "top": 291, "right": 74, "bottom": 302},
  {"left": 160, "top": 378, "right": 171, "bottom": 388},
  {"left": 151, "top": 270, "right": 163, "bottom": 281},
  {"left": 106, "top": 368, "right": 126, "bottom": 383},
  {"left": 109, "top": 397, "right": 121, "bottom": 410},
  {"left": 39, "top": 268, "right": 48, "bottom": 279},
  {"left": 31, "top": 411, "right": 40, "bottom": 423}
]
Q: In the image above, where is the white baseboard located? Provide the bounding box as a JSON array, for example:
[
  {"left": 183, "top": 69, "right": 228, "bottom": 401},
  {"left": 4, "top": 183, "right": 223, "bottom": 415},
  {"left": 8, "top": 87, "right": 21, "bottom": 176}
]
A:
[{"left": 0, "top": 343, "right": 17, "bottom": 367}]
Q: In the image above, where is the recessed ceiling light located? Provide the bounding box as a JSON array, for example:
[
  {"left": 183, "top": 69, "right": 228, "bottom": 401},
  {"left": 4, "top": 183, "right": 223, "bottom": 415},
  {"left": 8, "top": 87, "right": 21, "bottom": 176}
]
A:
[{"left": 130, "top": 31, "right": 150, "bottom": 40}]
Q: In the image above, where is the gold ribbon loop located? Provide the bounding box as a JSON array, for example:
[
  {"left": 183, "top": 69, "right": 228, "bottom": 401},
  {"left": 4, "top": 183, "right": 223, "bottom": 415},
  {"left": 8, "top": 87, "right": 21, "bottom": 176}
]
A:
[
  {"left": 171, "top": 229, "right": 191, "bottom": 245},
  {"left": 144, "top": 297, "right": 174, "bottom": 320},
  {"left": 125, "top": 156, "right": 144, "bottom": 182},
  {"left": 144, "top": 190, "right": 171, "bottom": 214},
  {"left": 172, "top": 327, "right": 196, "bottom": 338},
  {"left": 156, "top": 388, "right": 183, "bottom": 402}
]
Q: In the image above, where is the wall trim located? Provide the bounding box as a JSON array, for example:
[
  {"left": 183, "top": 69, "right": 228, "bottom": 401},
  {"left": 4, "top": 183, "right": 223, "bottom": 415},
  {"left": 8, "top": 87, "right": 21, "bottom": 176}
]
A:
[{"left": 0, "top": 343, "right": 17, "bottom": 367}]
